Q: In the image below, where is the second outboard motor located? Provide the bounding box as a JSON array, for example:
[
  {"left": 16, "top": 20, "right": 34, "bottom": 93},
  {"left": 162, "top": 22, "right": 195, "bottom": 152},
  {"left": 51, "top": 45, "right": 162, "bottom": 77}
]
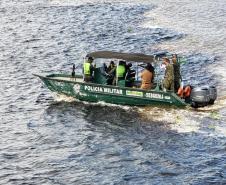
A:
[{"left": 190, "top": 86, "right": 210, "bottom": 108}]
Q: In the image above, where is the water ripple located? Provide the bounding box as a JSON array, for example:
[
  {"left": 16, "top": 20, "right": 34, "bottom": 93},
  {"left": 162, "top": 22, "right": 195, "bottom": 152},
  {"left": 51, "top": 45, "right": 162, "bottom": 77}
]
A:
[{"left": 0, "top": 0, "right": 226, "bottom": 184}]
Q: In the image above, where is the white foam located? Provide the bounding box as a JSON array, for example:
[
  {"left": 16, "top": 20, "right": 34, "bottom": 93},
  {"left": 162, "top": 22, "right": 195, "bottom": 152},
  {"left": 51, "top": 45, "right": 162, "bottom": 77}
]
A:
[
  {"left": 215, "top": 125, "right": 226, "bottom": 136},
  {"left": 138, "top": 106, "right": 226, "bottom": 137},
  {"left": 52, "top": 94, "right": 226, "bottom": 137},
  {"left": 53, "top": 93, "right": 76, "bottom": 102},
  {"left": 52, "top": 93, "right": 132, "bottom": 110},
  {"left": 48, "top": 0, "right": 85, "bottom": 6}
]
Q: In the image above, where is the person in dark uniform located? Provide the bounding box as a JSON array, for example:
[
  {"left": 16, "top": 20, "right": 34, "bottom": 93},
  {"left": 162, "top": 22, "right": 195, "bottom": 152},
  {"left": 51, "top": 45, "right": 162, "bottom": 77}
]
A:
[
  {"left": 172, "top": 54, "right": 181, "bottom": 92},
  {"left": 125, "top": 63, "right": 136, "bottom": 87},
  {"left": 71, "top": 64, "right": 75, "bottom": 78}
]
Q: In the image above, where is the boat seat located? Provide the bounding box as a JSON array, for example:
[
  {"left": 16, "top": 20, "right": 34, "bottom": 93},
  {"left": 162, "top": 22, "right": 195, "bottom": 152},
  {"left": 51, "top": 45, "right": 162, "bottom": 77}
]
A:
[{"left": 93, "top": 67, "right": 108, "bottom": 84}]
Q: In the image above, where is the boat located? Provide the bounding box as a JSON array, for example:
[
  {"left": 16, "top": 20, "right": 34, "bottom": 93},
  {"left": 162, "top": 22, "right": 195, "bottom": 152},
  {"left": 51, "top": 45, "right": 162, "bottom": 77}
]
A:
[{"left": 34, "top": 51, "right": 217, "bottom": 108}]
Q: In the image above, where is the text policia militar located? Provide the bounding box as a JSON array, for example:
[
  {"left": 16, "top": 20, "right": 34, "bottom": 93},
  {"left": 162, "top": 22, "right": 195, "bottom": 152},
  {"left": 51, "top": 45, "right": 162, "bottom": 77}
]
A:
[{"left": 83, "top": 85, "right": 170, "bottom": 100}]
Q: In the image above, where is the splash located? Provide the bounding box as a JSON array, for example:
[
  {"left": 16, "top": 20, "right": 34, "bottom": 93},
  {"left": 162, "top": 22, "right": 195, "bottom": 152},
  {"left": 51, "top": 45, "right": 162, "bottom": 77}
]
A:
[
  {"left": 197, "top": 96, "right": 226, "bottom": 111},
  {"left": 53, "top": 93, "right": 76, "bottom": 102}
]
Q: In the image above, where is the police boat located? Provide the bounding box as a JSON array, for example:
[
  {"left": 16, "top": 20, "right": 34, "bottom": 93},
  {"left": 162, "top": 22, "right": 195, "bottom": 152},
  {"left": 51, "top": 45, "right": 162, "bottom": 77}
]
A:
[{"left": 34, "top": 51, "right": 217, "bottom": 108}]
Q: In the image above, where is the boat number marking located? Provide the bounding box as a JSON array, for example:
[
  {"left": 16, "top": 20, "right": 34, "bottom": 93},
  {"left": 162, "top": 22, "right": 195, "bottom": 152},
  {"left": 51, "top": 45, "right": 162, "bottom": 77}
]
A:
[
  {"left": 145, "top": 93, "right": 164, "bottom": 99},
  {"left": 126, "top": 90, "right": 143, "bottom": 97}
]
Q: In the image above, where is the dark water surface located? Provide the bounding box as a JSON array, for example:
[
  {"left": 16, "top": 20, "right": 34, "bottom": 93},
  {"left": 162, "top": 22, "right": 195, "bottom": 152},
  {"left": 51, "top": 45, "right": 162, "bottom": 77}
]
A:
[{"left": 0, "top": 0, "right": 226, "bottom": 184}]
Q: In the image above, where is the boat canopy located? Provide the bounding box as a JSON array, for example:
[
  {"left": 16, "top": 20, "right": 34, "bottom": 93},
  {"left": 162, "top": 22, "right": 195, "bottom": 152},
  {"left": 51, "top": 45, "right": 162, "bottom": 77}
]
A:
[{"left": 86, "top": 51, "right": 155, "bottom": 63}]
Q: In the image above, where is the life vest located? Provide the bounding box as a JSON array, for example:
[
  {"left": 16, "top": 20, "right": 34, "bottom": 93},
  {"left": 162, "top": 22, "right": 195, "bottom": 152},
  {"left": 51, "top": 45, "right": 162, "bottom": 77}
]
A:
[
  {"left": 116, "top": 65, "right": 126, "bottom": 78},
  {"left": 184, "top": 85, "right": 191, "bottom": 97},
  {"left": 177, "top": 86, "right": 184, "bottom": 97},
  {"left": 177, "top": 85, "right": 191, "bottom": 98},
  {"left": 83, "top": 62, "right": 91, "bottom": 75}
]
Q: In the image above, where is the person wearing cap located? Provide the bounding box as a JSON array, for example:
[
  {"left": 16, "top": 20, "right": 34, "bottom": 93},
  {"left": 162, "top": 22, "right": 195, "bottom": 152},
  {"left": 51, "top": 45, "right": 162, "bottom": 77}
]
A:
[
  {"left": 140, "top": 63, "right": 155, "bottom": 90},
  {"left": 172, "top": 54, "right": 181, "bottom": 92},
  {"left": 162, "top": 57, "right": 174, "bottom": 91},
  {"left": 83, "top": 56, "right": 95, "bottom": 82}
]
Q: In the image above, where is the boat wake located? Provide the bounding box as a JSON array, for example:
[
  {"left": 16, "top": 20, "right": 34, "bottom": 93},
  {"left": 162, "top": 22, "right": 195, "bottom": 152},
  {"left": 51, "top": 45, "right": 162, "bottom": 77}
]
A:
[
  {"left": 197, "top": 95, "right": 226, "bottom": 111},
  {"left": 53, "top": 93, "right": 226, "bottom": 137},
  {"left": 53, "top": 94, "right": 132, "bottom": 111},
  {"left": 138, "top": 99, "right": 226, "bottom": 137}
]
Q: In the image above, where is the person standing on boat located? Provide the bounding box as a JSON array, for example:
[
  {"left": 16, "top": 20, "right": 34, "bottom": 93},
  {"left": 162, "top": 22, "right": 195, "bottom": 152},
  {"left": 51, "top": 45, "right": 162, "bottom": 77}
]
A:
[
  {"left": 106, "top": 61, "right": 116, "bottom": 85},
  {"left": 114, "top": 60, "right": 126, "bottom": 85},
  {"left": 107, "top": 61, "right": 116, "bottom": 73},
  {"left": 172, "top": 54, "right": 181, "bottom": 92},
  {"left": 83, "top": 56, "right": 95, "bottom": 82},
  {"left": 125, "top": 63, "right": 136, "bottom": 87},
  {"left": 141, "top": 63, "right": 154, "bottom": 90},
  {"left": 117, "top": 60, "right": 126, "bottom": 78},
  {"left": 71, "top": 64, "right": 75, "bottom": 78},
  {"left": 163, "top": 57, "right": 174, "bottom": 91}
]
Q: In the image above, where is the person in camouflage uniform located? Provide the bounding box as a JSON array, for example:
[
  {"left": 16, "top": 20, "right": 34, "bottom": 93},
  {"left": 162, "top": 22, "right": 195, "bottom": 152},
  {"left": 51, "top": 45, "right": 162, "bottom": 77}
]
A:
[
  {"left": 172, "top": 54, "right": 181, "bottom": 92},
  {"left": 163, "top": 57, "right": 174, "bottom": 91}
]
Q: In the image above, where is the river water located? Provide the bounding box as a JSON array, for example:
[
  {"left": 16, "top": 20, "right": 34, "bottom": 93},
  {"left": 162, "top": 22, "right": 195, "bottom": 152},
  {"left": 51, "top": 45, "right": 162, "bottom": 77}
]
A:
[{"left": 0, "top": 0, "right": 226, "bottom": 184}]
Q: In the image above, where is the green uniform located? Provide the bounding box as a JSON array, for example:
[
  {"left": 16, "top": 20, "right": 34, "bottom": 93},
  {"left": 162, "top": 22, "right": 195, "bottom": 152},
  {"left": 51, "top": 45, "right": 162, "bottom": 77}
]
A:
[
  {"left": 116, "top": 65, "right": 126, "bottom": 78},
  {"left": 112, "top": 65, "right": 126, "bottom": 86},
  {"left": 163, "top": 64, "right": 174, "bottom": 90},
  {"left": 83, "top": 61, "right": 95, "bottom": 82},
  {"left": 84, "top": 62, "right": 91, "bottom": 75}
]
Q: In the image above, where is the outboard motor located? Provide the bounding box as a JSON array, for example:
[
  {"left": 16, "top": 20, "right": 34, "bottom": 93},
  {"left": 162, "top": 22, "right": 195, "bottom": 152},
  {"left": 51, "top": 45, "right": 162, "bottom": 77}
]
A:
[
  {"left": 190, "top": 86, "right": 217, "bottom": 108},
  {"left": 190, "top": 86, "right": 210, "bottom": 108}
]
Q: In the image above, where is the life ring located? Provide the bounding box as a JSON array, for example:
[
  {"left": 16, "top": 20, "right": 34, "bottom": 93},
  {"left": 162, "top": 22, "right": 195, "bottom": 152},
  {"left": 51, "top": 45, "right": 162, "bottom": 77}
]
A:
[
  {"left": 184, "top": 86, "right": 191, "bottom": 97},
  {"left": 177, "top": 86, "right": 184, "bottom": 97}
]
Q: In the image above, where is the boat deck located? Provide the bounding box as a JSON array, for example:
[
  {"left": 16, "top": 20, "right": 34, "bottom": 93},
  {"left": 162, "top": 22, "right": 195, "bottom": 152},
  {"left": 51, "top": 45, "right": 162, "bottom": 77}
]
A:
[
  {"left": 48, "top": 75, "right": 161, "bottom": 91},
  {"left": 49, "top": 76, "right": 84, "bottom": 83},
  {"left": 48, "top": 76, "right": 144, "bottom": 88}
]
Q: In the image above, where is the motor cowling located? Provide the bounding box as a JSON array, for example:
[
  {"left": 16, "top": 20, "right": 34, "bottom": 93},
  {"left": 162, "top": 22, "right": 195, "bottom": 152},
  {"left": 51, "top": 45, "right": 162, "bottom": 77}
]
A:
[
  {"left": 190, "top": 86, "right": 209, "bottom": 108},
  {"left": 190, "top": 86, "right": 217, "bottom": 108}
]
